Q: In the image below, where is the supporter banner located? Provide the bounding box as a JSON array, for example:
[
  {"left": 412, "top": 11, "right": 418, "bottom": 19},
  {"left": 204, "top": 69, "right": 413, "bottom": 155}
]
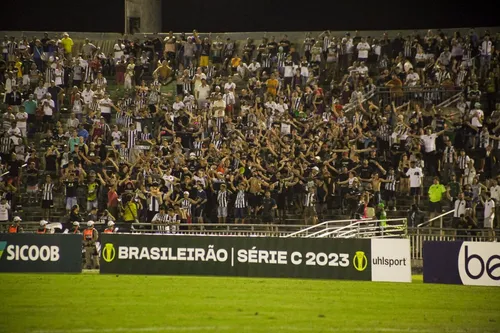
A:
[
  {"left": 0, "top": 234, "right": 82, "bottom": 273},
  {"left": 423, "top": 241, "right": 500, "bottom": 287},
  {"left": 371, "top": 239, "right": 411, "bottom": 282},
  {"left": 99, "top": 235, "right": 372, "bottom": 280}
]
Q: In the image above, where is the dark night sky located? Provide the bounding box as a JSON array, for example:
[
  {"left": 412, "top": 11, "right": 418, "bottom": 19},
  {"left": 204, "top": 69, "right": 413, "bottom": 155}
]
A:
[{"left": 0, "top": 0, "right": 498, "bottom": 33}]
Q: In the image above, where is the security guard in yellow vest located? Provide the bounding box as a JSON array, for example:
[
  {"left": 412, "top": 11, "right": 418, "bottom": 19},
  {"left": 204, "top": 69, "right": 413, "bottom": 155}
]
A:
[{"left": 83, "top": 220, "right": 99, "bottom": 269}]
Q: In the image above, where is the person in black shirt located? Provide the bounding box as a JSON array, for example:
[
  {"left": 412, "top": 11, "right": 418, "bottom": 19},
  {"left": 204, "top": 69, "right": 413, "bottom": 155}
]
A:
[
  {"left": 63, "top": 170, "right": 79, "bottom": 214},
  {"left": 25, "top": 162, "right": 39, "bottom": 204},
  {"left": 259, "top": 191, "right": 277, "bottom": 224},
  {"left": 358, "top": 159, "right": 373, "bottom": 190}
]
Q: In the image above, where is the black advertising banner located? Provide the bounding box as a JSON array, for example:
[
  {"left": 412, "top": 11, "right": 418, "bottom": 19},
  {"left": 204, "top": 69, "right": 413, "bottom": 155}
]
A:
[
  {"left": 0, "top": 234, "right": 82, "bottom": 273},
  {"left": 100, "top": 235, "right": 372, "bottom": 280}
]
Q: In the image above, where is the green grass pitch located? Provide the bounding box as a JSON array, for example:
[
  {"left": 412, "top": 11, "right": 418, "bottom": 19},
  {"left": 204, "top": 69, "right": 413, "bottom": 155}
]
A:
[{"left": 0, "top": 273, "right": 499, "bottom": 333}]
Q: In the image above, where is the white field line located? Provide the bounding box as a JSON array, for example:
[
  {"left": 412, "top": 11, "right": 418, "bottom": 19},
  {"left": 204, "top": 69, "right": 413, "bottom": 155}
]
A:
[{"left": 30, "top": 326, "right": 499, "bottom": 333}]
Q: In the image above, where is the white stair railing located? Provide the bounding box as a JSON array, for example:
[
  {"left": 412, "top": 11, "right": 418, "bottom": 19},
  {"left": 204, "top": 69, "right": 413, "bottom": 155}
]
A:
[
  {"left": 284, "top": 219, "right": 357, "bottom": 238},
  {"left": 417, "top": 209, "right": 454, "bottom": 229},
  {"left": 310, "top": 218, "right": 407, "bottom": 238}
]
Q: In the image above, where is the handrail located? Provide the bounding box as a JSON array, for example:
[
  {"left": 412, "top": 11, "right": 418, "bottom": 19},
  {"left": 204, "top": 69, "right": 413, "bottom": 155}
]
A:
[
  {"left": 312, "top": 218, "right": 407, "bottom": 238},
  {"left": 305, "top": 219, "right": 368, "bottom": 238},
  {"left": 283, "top": 219, "right": 357, "bottom": 238},
  {"left": 343, "top": 90, "right": 376, "bottom": 114},
  {"left": 335, "top": 224, "right": 405, "bottom": 238},
  {"left": 417, "top": 209, "right": 454, "bottom": 228},
  {"left": 437, "top": 91, "right": 463, "bottom": 108}
]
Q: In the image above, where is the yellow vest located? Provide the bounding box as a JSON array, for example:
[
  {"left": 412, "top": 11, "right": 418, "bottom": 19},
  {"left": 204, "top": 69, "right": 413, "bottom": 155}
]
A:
[{"left": 122, "top": 202, "right": 137, "bottom": 221}]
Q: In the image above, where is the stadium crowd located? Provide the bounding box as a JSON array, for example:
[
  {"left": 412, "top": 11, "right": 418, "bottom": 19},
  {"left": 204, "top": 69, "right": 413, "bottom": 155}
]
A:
[{"left": 0, "top": 28, "right": 499, "bottom": 234}]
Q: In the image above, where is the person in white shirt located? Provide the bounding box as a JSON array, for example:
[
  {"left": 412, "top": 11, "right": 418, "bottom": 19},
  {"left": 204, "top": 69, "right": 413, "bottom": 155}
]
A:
[
  {"left": 211, "top": 93, "right": 226, "bottom": 130},
  {"left": 34, "top": 81, "right": 47, "bottom": 102},
  {"left": 114, "top": 39, "right": 125, "bottom": 61},
  {"left": 406, "top": 160, "right": 424, "bottom": 206},
  {"left": 274, "top": 99, "right": 289, "bottom": 115},
  {"left": 357, "top": 62, "right": 368, "bottom": 78},
  {"left": 468, "top": 102, "right": 484, "bottom": 148},
  {"left": 489, "top": 180, "right": 500, "bottom": 229},
  {"left": 0, "top": 197, "right": 10, "bottom": 223},
  {"left": 81, "top": 85, "right": 94, "bottom": 106},
  {"left": 98, "top": 93, "right": 113, "bottom": 123},
  {"left": 356, "top": 38, "right": 370, "bottom": 62},
  {"left": 195, "top": 78, "right": 211, "bottom": 109},
  {"left": 479, "top": 35, "right": 492, "bottom": 78},
  {"left": 405, "top": 68, "right": 420, "bottom": 86},
  {"left": 247, "top": 60, "right": 261, "bottom": 77},
  {"left": 8, "top": 122, "right": 22, "bottom": 146},
  {"left": 462, "top": 159, "right": 476, "bottom": 186},
  {"left": 223, "top": 77, "right": 236, "bottom": 91},
  {"left": 16, "top": 107, "right": 28, "bottom": 137},
  {"left": 452, "top": 192, "right": 467, "bottom": 228},
  {"left": 172, "top": 95, "right": 185, "bottom": 114},
  {"left": 66, "top": 112, "right": 80, "bottom": 130},
  {"left": 481, "top": 192, "right": 495, "bottom": 239},
  {"left": 40, "top": 93, "right": 55, "bottom": 130},
  {"left": 222, "top": 88, "right": 235, "bottom": 117},
  {"left": 411, "top": 127, "right": 446, "bottom": 177}
]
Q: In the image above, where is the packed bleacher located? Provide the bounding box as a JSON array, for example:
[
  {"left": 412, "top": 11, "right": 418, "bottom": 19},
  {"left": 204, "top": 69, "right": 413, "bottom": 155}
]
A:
[{"left": 0, "top": 28, "right": 499, "bottom": 235}]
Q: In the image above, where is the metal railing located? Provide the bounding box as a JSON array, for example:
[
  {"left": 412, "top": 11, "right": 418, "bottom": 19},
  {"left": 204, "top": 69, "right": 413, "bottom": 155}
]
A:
[
  {"left": 437, "top": 91, "right": 463, "bottom": 108},
  {"left": 342, "top": 90, "right": 376, "bottom": 114},
  {"left": 408, "top": 227, "right": 500, "bottom": 260},
  {"left": 284, "top": 219, "right": 358, "bottom": 238},
  {"left": 129, "top": 223, "right": 305, "bottom": 237},
  {"left": 373, "top": 86, "right": 463, "bottom": 108},
  {"left": 417, "top": 209, "right": 454, "bottom": 231},
  {"left": 314, "top": 218, "right": 407, "bottom": 238}
]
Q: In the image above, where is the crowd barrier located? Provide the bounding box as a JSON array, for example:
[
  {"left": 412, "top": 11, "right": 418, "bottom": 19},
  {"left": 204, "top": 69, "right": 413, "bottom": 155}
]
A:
[
  {"left": 0, "top": 234, "right": 82, "bottom": 273},
  {"left": 99, "top": 234, "right": 411, "bottom": 282},
  {"left": 423, "top": 241, "right": 500, "bottom": 287}
]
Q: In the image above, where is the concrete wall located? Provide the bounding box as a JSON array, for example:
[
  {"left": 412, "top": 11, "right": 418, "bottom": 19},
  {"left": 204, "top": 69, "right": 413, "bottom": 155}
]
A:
[{"left": 125, "top": 0, "right": 162, "bottom": 34}]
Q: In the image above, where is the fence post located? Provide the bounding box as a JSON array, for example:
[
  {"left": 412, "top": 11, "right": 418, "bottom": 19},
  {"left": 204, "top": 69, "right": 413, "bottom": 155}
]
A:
[{"left": 440, "top": 217, "right": 444, "bottom": 237}]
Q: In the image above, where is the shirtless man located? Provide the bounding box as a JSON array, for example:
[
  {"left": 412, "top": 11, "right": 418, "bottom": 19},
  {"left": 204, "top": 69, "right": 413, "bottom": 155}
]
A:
[{"left": 360, "top": 172, "right": 392, "bottom": 205}]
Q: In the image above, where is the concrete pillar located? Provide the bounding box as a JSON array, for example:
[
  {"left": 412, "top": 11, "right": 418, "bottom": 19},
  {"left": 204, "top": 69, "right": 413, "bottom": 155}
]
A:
[{"left": 125, "top": 0, "right": 162, "bottom": 34}]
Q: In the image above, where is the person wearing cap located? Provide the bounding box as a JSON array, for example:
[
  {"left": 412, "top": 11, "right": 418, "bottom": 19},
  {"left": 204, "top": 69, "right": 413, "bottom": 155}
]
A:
[
  {"left": 71, "top": 221, "right": 80, "bottom": 234},
  {"left": 60, "top": 32, "right": 73, "bottom": 60},
  {"left": 83, "top": 221, "right": 99, "bottom": 269},
  {"left": 179, "top": 191, "right": 194, "bottom": 228},
  {"left": 8, "top": 216, "right": 23, "bottom": 234},
  {"left": 103, "top": 221, "right": 115, "bottom": 234},
  {"left": 37, "top": 220, "right": 49, "bottom": 234}
]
